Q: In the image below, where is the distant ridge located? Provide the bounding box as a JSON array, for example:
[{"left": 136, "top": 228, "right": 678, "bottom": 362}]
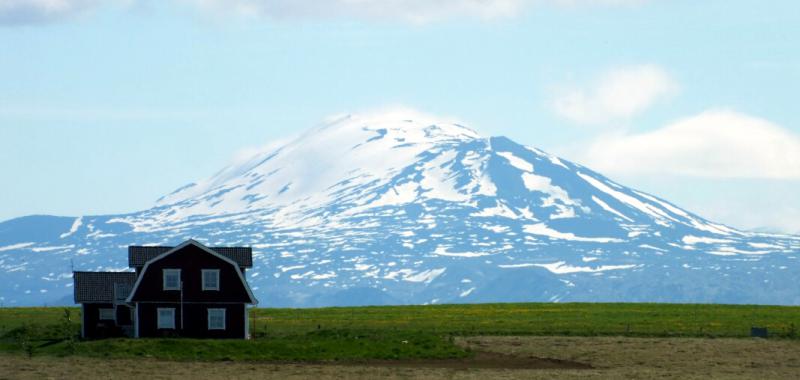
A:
[{"left": 1, "top": 112, "right": 798, "bottom": 306}]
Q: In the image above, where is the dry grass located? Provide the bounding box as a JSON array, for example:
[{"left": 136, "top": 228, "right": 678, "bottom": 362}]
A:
[{"left": 2, "top": 336, "right": 800, "bottom": 379}]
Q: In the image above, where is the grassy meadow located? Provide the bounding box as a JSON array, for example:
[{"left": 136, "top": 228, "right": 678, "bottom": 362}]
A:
[
  {"left": 0, "top": 303, "right": 798, "bottom": 362},
  {"left": 254, "top": 303, "right": 800, "bottom": 338}
]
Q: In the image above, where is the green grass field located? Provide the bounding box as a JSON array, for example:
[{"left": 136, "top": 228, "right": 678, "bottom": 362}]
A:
[
  {"left": 1, "top": 303, "right": 798, "bottom": 362},
  {"left": 253, "top": 303, "right": 800, "bottom": 338}
]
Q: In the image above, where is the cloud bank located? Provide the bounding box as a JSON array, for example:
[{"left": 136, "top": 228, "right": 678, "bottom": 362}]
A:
[
  {"left": 0, "top": 0, "right": 97, "bottom": 24},
  {"left": 0, "top": 0, "right": 645, "bottom": 25},
  {"left": 583, "top": 109, "right": 800, "bottom": 179},
  {"left": 551, "top": 64, "right": 678, "bottom": 125},
  {"left": 186, "top": 0, "right": 524, "bottom": 23}
]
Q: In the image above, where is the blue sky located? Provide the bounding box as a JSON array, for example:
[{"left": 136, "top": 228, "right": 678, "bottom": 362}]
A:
[{"left": 1, "top": 0, "right": 799, "bottom": 233}]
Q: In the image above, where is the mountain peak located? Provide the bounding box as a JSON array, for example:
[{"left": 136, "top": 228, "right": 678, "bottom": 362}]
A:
[
  {"left": 318, "top": 109, "right": 481, "bottom": 143},
  {"left": 156, "top": 110, "right": 482, "bottom": 208}
]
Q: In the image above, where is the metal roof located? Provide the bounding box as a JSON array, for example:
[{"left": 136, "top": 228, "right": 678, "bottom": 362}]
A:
[
  {"left": 73, "top": 271, "right": 137, "bottom": 303},
  {"left": 128, "top": 246, "right": 253, "bottom": 268}
]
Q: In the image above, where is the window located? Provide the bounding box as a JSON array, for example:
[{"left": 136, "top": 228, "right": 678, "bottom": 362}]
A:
[
  {"left": 157, "top": 308, "right": 175, "bottom": 329},
  {"left": 98, "top": 308, "right": 114, "bottom": 321},
  {"left": 202, "top": 269, "right": 220, "bottom": 291},
  {"left": 163, "top": 269, "right": 181, "bottom": 290},
  {"left": 207, "top": 308, "right": 225, "bottom": 330}
]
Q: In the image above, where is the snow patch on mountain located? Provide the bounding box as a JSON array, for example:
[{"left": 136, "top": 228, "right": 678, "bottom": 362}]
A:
[
  {"left": 496, "top": 261, "right": 639, "bottom": 274},
  {"left": 523, "top": 223, "right": 623, "bottom": 243},
  {"left": 59, "top": 217, "right": 83, "bottom": 239}
]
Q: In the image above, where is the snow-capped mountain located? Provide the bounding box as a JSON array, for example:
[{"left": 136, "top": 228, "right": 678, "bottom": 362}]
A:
[{"left": 2, "top": 113, "right": 799, "bottom": 306}]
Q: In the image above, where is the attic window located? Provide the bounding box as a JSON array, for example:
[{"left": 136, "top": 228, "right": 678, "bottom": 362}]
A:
[
  {"left": 163, "top": 269, "right": 181, "bottom": 290},
  {"left": 202, "top": 269, "right": 220, "bottom": 291}
]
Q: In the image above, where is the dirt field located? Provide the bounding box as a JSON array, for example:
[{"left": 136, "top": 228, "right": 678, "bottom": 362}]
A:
[{"left": 2, "top": 336, "right": 799, "bottom": 379}]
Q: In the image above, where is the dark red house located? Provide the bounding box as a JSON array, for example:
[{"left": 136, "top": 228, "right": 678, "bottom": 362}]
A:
[{"left": 73, "top": 239, "right": 258, "bottom": 339}]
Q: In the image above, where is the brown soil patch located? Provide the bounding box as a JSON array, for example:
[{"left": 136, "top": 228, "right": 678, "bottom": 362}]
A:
[
  {"left": 2, "top": 337, "right": 800, "bottom": 379},
  {"left": 338, "top": 350, "right": 592, "bottom": 370}
]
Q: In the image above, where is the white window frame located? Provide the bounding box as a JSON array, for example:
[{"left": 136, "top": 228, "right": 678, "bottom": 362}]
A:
[
  {"left": 98, "top": 308, "right": 115, "bottom": 321},
  {"left": 163, "top": 269, "right": 181, "bottom": 290},
  {"left": 157, "top": 308, "right": 175, "bottom": 329},
  {"left": 207, "top": 308, "right": 226, "bottom": 330},
  {"left": 202, "top": 269, "right": 220, "bottom": 291}
]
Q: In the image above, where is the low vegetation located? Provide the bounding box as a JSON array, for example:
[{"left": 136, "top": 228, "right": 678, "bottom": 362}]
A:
[
  {"left": 254, "top": 303, "right": 800, "bottom": 338},
  {"left": 0, "top": 303, "right": 798, "bottom": 362}
]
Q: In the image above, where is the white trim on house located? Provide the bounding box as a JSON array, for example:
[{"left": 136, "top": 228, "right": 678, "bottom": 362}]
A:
[
  {"left": 202, "top": 269, "right": 220, "bottom": 291},
  {"left": 81, "top": 304, "right": 86, "bottom": 338},
  {"left": 244, "top": 305, "right": 249, "bottom": 339},
  {"left": 125, "top": 239, "right": 258, "bottom": 304},
  {"left": 129, "top": 301, "right": 245, "bottom": 304},
  {"left": 207, "top": 308, "right": 226, "bottom": 330},
  {"left": 163, "top": 269, "right": 181, "bottom": 290},
  {"left": 98, "top": 308, "right": 115, "bottom": 321},
  {"left": 157, "top": 307, "right": 176, "bottom": 329},
  {"left": 134, "top": 304, "right": 139, "bottom": 338}
]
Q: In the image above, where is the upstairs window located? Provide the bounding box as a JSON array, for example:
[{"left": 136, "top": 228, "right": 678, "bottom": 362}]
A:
[
  {"left": 202, "top": 269, "right": 220, "bottom": 291},
  {"left": 208, "top": 308, "right": 225, "bottom": 330},
  {"left": 163, "top": 269, "right": 181, "bottom": 290},
  {"left": 157, "top": 308, "right": 175, "bottom": 329}
]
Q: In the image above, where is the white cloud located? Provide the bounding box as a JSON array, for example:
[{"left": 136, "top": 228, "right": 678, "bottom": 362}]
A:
[
  {"left": 327, "top": 105, "right": 467, "bottom": 126},
  {"left": 582, "top": 109, "right": 800, "bottom": 179},
  {"left": 551, "top": 64, "right": 677, "bottom": 124},
  {"left": 183, "top": 0, "right": 644, "bottom": 24},
  {"left": 552, "top": 0, "right": 645, "bottom": 6},
  {"left": 0, "top": 0, "right": 98, "bottom": 24},
  {"left": 185, "top": 0, "right": 522, "bottom": 23},
  {"left": 0, "top": 0, "right": 646, "bottom": 25}
]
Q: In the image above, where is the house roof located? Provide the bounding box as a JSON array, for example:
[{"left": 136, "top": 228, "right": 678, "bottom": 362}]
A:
[
  {"left": 126, "top": 239, "right": 258, "bottom": 305},
  {"left": 73, "top": 271, "right": 137, "bottom": 303},
  {"left": 128, "top": 245, "right": 253, "bottom": 268}
]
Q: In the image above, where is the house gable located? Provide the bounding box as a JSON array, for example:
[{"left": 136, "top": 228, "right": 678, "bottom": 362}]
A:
[{"left": 126, "top": 240, "right": 257, "bottom": 304}]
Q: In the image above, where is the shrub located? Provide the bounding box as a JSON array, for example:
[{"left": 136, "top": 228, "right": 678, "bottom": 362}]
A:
[
  {"left": 61, "top": 308, "right": 76, "bottom": 354},
  {"left": 12, "top": 324, "right": 35, "bottom": 358}
]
